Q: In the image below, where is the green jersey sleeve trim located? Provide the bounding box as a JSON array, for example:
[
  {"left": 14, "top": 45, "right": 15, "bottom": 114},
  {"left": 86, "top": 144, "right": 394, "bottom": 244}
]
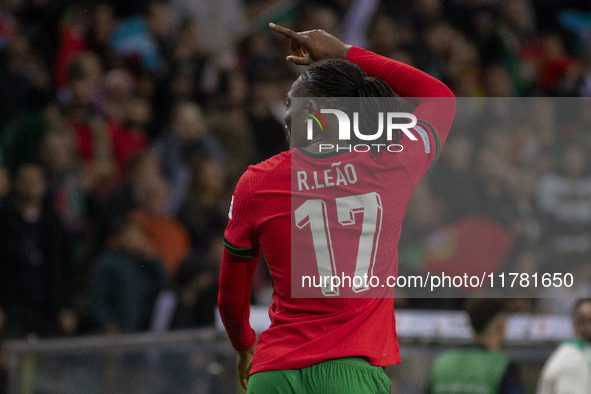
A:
[
  {"left": 418, "top": 119, "right": 441, "bottom": 173},
  {"left": 223, "top": 238, "right": 257, "bottom": 258}
]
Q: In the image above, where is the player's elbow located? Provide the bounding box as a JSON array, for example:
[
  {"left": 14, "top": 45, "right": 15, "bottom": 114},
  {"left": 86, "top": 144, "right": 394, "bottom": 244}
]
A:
[{"left": 435, "top": 82, "right": 455, "bottom": 98}]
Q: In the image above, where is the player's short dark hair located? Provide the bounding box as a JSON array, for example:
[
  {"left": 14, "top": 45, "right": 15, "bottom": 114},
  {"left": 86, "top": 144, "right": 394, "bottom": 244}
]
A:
[
  {"left": 296, "top": 59, "right": 403, "bottom": 156},
  {"left": 465, "top": 299, "right": 506, "bottom": 334},
  {"left": 573, "top": 298, "right": 591, "bottom": 318}
]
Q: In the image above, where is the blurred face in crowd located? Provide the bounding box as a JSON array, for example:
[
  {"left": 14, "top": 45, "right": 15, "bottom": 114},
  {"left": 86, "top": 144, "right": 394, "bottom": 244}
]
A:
[
  {"left": 15, "top": 164, "right": 46, "bottom": 203},
  {"left": 368, "top": 14, "right": 399, "bottom": 55},
  {"left": 104, "top": 68, "right": 136, "bottom": 121},
  {"left": 105, "top": 68, "right": 135, "bottom": 101},
  {"left": 69, "top": 52, "right": 103, "bottom": 105},
  {"left": 226, "top": 71, "right": 248, "bottom": 106},
  {"left": 147, "top": 0, "right": 170, "bottom": 38},
  {"left": 194, "top": 158, "right": 225, "bottom": 197},
  {"left": 424, "top": 22, "right": 453, "bottom": 55},
  {"left": 172, "top": 103, "right": 206, "bottom": 143},
  {"left": 502, "top": 0, "right": 532, "bottom": 33},
  {"left": 78, "top": 52, "right": 103, "bottom": 90},
  {"left": 300, "top": 5, "right": 338, "bottom": 35},
  {"left": 170, "top": 67, "right": 195, "bottom": 101},
  {"left": 126, "top": 96, "right": 151, "bottom": 129},
  {"left": 115, "top": 220, "right": 150, "bottom": 255},
  {"left": 137, "top": 176, "right": 170, "bottom": 217},
  {"left": 41, "top": 133, "right": 74, "bottom": 175},
  {"left": 92, "top": 2, "right": 116, "bottom": 44},
  {"left": 415, "top": 0, "right": 442, "bottom": 21},
  {"left": 174, "top": 21, "right": 203, "bottom": 59},
  {"left": 574, "top": 301, "right": 591, "bottom": 343}
]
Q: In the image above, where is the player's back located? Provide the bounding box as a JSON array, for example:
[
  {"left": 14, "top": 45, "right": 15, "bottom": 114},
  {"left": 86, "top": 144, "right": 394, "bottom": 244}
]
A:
[{"left": 236, "top": 145, "right": 427, "bottom": 373}]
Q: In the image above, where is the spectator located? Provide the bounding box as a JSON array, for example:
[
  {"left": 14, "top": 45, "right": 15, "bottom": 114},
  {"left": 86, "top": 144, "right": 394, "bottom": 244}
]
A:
[
  {"left": 40, "top": 130, "right": 88, "bottom": 303},
  {"left": 152, "top": 101, "right": 226, "bottom": 215},
  {"left": 90, "top": 215, "right": 167, "bottom": 334},
  {"left": 428, "top": 299, "right": 522, "bottom": 393},
  {"left": 108, "top": 95, "right": 150, "bottom": 175},
  {"left": 0, "top": 101, "right": 58, "bottom": 176},
  {"left": 170, "top": 238, "right": 221, "bottom": 329},
  {"left": 0, "top": 163, "right": 76, "bottom": 338},
  {"left": 177, "top": 157, "right": 227, "bottom": 254},
  {"left": 149, "top": 236, "right": 221, "bottom": 332},
  {"left": 537, "top": 298, "right": 591, "bottom": 394},
  {"left": 96, "top": 150, "right": 161, "bottom": 226},
  {"left": 0, "top": 25, "right": 52, "bottom": 131},
  {"left": 131, "top": 175, "right": 191, "bottom": 275},
  {"left": 103, "top": 68, "right": 136, "bottom": 125},
  {"left": 246, "top": 73, "right": 290, "bottom": 163},
  {"left": 429, "top": 132, "right": 478, "bottom": 222},
  {"left": 61, "top": 53, "right": 116, "bottom": 191},
  {"left": 165, "top": 20, "right": 220, "bottom": 109},
  {"left": 87, "top": 2, "right": 118, "bottom": 64},
  {"left": 168, "top": 0, "right": 245, "bottom": 66},
  {"left": 207, "top": 69, "right": 255, "bottom": 181},
  {"left": 40, "top": 129, "right": 86, "bottom": 233}
]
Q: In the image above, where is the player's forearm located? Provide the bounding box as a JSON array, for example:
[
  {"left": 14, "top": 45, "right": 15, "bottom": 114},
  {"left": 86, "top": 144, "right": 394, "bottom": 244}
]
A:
[{"left": 218, "top": 250, "right": 257, "bottom": 351}]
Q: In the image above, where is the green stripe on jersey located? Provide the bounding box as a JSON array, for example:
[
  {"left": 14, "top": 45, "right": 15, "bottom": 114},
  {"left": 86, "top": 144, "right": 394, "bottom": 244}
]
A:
[{"left": 223, "top": 238, "right": 257, "bottom": 258}]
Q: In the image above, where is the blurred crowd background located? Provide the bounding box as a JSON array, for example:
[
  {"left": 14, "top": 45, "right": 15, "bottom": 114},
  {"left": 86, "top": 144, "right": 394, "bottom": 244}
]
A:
[{"left": 0, "top": 0, "right": 589, "bottom": 347}]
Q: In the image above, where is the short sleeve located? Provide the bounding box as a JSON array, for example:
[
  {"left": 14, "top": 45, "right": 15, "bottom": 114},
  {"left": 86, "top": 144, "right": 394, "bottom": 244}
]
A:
[{"left": 223, "top": 169, "right": 259, "bottom": 258}]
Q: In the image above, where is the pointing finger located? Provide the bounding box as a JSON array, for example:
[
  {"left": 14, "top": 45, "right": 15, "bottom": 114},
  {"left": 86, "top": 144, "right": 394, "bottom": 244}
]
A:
[{"left": 269, "top": 23, "right": 304, "bottom": 43}]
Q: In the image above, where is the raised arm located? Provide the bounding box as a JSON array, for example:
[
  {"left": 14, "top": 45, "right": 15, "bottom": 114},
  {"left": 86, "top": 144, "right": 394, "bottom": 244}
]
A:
[
  {"left": 269, "top": 23, "right": 455, "bottom": 144},
  {"left": 346, "top": 46, "right": 454, "bottom": 144}
]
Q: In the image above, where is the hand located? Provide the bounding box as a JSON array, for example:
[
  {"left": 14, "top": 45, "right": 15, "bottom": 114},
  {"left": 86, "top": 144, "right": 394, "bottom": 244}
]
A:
[
  {"left": 269, "top": 23, "right": 351, "bottom": 65},
  {"left": 237, "top": 345, "right": 255, "bottom": 390}
]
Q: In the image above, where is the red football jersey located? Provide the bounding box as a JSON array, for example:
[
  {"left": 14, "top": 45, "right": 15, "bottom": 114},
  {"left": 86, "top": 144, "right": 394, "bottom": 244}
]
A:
[
  {"left": 221, "top": 46, "right": 454, "bottom": 374},
  {"left": 225, "top": 121, "right": 442, "bottom": 373}
]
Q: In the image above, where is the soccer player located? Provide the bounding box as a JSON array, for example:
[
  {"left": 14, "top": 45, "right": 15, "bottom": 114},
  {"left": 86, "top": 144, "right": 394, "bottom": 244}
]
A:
[
  {"left": 218, "top": 23, "right": 455, "bottom": 393},
  {"left": 537, "top": 298, "right": 591, "bottom": 394}
]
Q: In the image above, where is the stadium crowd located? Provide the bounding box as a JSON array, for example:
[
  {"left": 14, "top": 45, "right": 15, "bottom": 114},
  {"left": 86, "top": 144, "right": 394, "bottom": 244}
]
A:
[{"left": 0, "top": 0, "right": 589, "bottom": 346}]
